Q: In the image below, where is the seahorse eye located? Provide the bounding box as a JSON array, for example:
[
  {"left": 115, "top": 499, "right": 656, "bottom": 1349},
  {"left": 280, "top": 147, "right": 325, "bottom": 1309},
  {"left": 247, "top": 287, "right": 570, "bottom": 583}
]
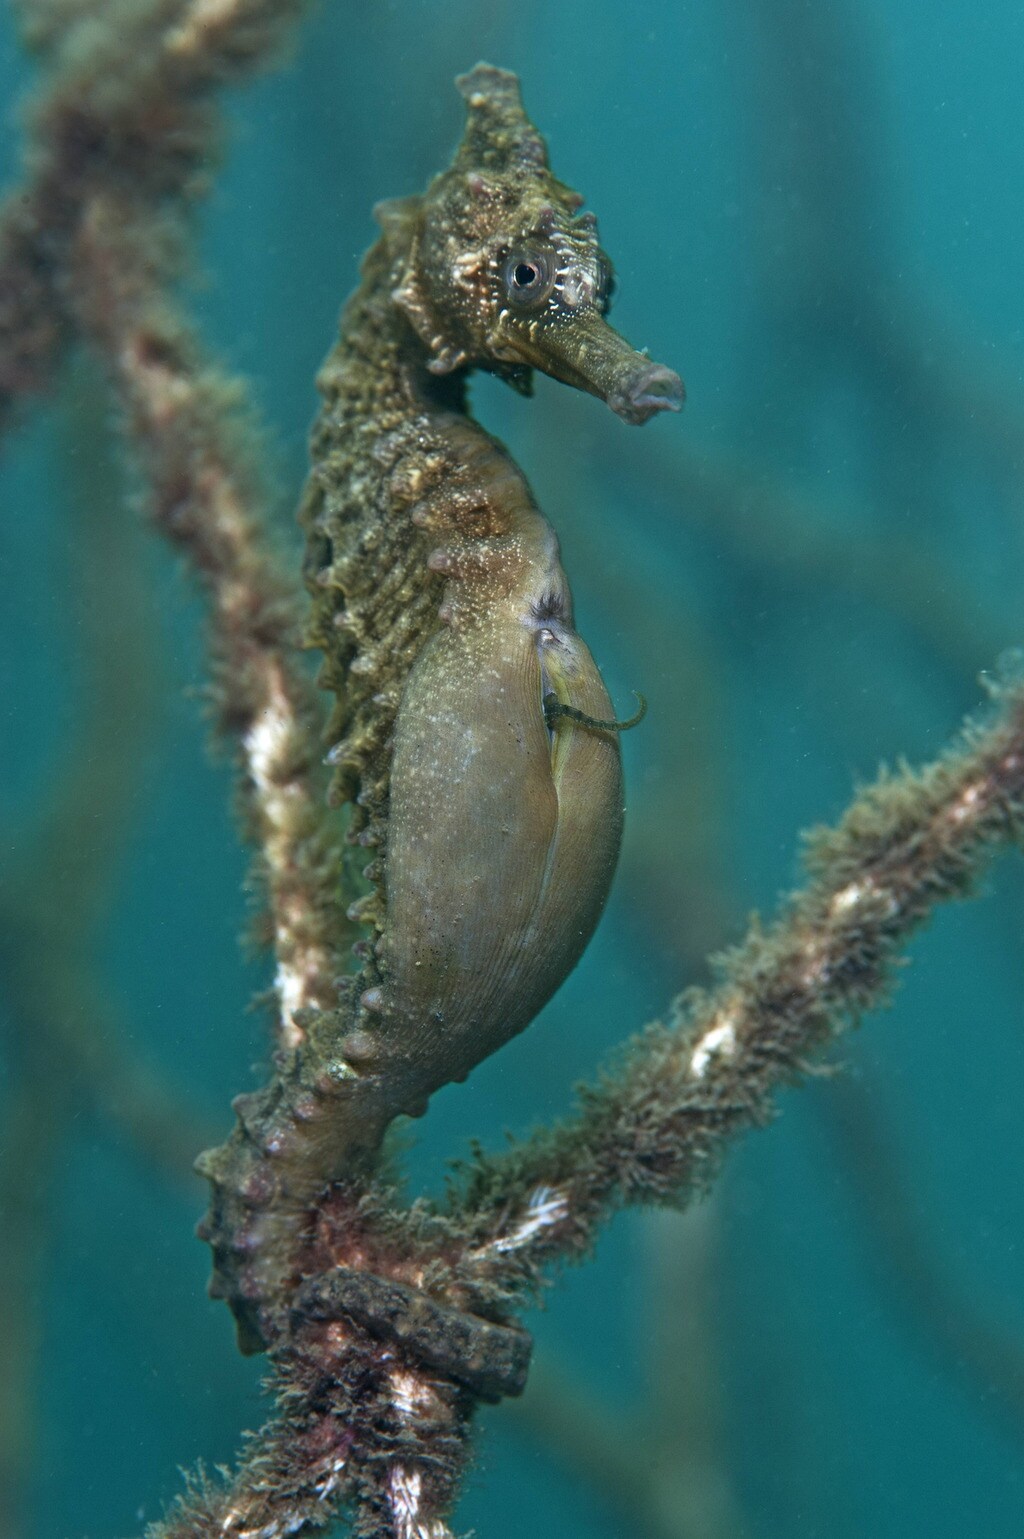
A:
[{"left": 503, "top": 246, "right": 556, "bottom": 308}]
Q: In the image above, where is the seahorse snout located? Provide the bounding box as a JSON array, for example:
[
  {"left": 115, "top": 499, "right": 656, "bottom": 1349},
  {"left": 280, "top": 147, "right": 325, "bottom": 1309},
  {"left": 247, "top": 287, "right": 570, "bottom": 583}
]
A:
[{"left": 609, "top": 361, "right": 685, "bottom": 425}]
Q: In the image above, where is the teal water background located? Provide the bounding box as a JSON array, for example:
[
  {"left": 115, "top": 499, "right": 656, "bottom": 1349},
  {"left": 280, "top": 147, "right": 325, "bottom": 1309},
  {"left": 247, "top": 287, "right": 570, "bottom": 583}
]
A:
[{"left": 2, "top": 2, "right": 1024, "bottom": 1535}]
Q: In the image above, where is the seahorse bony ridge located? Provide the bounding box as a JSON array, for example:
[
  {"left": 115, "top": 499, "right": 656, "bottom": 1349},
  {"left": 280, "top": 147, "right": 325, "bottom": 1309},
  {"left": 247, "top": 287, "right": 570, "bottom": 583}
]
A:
[{"left": 198, "top": 63, "right": 682, "bottom": 1352}]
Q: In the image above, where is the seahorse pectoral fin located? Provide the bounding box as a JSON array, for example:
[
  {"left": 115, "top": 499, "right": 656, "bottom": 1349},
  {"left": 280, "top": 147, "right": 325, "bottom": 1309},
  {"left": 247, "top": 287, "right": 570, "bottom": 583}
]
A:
[{"left": 543, "top": 690, "right": 647, "bottom": 738}]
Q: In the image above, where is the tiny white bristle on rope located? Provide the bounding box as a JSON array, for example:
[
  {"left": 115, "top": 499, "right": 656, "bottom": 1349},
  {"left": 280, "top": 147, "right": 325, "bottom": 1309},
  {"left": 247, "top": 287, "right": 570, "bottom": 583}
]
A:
[
  {"left": 485, "top": 1185, "right": 569, "bottom": 1255},
  {"left": 689, "top": 1017, "right": 737, "bottom": 1080}
]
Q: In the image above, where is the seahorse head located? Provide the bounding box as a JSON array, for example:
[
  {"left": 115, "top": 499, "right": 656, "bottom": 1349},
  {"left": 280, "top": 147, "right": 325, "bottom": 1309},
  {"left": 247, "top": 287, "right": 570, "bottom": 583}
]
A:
[{"left": 391, "top": 63, "right": 684, "bottom": 425}]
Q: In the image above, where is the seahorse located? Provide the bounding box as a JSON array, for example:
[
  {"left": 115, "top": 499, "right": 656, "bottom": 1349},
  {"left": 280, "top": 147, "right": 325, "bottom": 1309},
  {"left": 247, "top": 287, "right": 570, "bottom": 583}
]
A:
[{"left": 197, "top": 64, "right": 682, "bottom": 1353}]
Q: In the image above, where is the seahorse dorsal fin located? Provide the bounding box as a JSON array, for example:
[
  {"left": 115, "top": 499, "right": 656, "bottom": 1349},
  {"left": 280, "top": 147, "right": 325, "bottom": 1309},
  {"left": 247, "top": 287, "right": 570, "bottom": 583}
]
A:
[{"left": 373, "top": 195, "right": 422, "bottom": 237}]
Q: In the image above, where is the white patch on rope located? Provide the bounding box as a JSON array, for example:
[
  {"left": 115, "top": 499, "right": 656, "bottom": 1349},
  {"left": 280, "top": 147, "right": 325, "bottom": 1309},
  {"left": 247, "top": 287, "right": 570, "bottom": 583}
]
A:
[
  {"left": 244, "top": 680, "right": 296, "bottom": 821},
  {"left": 948, "top": 779, "right": 983, "bottom": 824},
  {"left": 487, "top": 1185, "right": 570, "bottom": 1254},
  {"left": 689, "top": 1016, "right": 737, "bottom": 1080},
  {"left": 242, "top": 668, "right": 327, "bottom": 1046},
  {"left": 390, "top": 1368, "right": 435, "bottom": 1418},
  {"left": 388, "top": 1465, "right": 452, "bottom": 1539},
  {"left": 831, "top": 880, "right": 865, "bottom": 914},
  {"left": 166, "top": 0, "right": 248, "bottom": 57}
]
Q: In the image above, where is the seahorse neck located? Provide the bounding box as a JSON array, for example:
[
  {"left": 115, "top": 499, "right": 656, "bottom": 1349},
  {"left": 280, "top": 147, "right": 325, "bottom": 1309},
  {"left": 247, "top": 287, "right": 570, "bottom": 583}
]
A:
[{"left": 330, "top": 231, "right": 468, "bottom": 431}]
